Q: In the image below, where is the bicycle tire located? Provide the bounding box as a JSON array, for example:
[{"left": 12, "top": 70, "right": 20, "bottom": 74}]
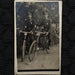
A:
[
  {"left": 28, "top": 40, "right": 37, "bottom": 62},
  {"left": 21, "top": 40, "right": 26, "bottom": 62}
]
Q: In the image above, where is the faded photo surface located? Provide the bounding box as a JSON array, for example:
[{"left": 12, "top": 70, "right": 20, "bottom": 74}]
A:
[{"left": 14, "top": 0, "right": 62, "bottom": 75}]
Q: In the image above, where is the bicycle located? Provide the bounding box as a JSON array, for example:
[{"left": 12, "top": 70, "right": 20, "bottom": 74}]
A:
[
  {"left": 28, "top": 31, "right": 50, "bottom": 62},
  {"left": 18, "top": 29, "right": 50, "bottom": 62},
  {"left": 19, "top": 30, "right": 33, "bottom": 62}
]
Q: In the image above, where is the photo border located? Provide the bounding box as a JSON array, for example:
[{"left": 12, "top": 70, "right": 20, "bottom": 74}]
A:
[{"left": 14, "top": 0, "right": 62, "bottom": 75}]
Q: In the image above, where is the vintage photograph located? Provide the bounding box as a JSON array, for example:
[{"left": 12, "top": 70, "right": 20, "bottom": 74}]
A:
[{"left": 14, "top": 0, "right": 62, "bottom": 75}]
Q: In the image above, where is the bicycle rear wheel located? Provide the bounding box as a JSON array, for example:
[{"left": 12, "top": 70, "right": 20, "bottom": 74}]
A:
[{"left": 28, "top": 41, "right": 37, "bottom": 62}]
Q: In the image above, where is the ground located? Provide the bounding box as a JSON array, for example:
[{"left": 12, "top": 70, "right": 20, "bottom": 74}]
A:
[{"left": 17, "top": 44, "right": 59, "bottom": 70}]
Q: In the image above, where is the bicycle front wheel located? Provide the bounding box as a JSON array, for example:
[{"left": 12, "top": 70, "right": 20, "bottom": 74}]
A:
[{"left": 28, "top": 41, "right": 37, "bottom": 62}]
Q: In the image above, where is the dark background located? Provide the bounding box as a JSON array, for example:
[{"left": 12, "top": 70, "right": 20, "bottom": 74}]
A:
[{"left": 0, "top": 0, "right": 75, "bottom": 75}]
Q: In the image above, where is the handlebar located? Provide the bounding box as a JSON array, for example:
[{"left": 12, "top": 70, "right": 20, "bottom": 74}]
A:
[
  {"left": 17, "top": 28, "right": 48, "bottom": 36},
  {"left": 20, "top": 30, "right": 32, "bottom": 34},
  {"left": 19, "top": 30, "right": 33, "bottom": 35},
  {"left": 35, "top": 31, "right": 48, "bottom": 34}
]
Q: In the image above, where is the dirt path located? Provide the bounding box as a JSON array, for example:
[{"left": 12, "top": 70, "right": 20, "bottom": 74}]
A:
[{"left": 18, "top": 44, "right": 59, "bottom": 70}]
